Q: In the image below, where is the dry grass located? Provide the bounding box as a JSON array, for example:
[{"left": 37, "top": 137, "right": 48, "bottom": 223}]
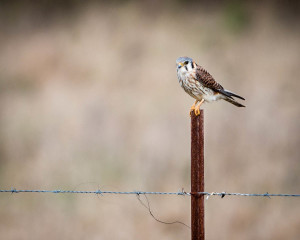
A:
[{"left": 0, "top": 2, "right": 300, "bottom": 240}]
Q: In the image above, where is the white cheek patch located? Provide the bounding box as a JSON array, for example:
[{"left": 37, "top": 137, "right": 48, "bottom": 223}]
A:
[
  {"left": 186, "top": 64, "right": 191, "bottom": 71},
  {"left": 186, "top": 62, "right": 194, "bottom": 71}
]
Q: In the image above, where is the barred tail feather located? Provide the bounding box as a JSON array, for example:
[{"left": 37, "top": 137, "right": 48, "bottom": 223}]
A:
[{"left": 224, "top": 97, "right": 245, "bottom": 107}]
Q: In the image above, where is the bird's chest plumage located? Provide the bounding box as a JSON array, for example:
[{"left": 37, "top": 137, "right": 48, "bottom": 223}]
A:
[{"left": 177, "top": 69, "right": 206, "bottom": 99}]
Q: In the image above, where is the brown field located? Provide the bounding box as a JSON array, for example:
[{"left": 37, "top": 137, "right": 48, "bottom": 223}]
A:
[{"left": 0, "top": 2, "right": 300, "bottom": 240}]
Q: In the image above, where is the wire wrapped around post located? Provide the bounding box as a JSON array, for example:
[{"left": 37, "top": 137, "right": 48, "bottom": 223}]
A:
[{"left": 191, "top": 109, "right": 205, "bottom": 240}]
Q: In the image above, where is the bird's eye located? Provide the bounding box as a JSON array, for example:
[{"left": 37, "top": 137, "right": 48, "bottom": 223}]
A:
[{"left": 184, "top": 61, "right": 189, "bottom": 65}]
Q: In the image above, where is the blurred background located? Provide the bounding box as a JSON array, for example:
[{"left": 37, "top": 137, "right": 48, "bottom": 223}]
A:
[{"left": 0, "top": 0, "right": 300, "bottom": 239}]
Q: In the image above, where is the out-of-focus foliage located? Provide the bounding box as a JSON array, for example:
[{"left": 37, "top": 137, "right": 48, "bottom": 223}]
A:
[{"left": 223, "top": 1, "right": 249, "bottom": 32}]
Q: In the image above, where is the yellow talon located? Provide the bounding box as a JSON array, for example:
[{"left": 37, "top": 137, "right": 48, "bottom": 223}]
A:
[
  {"left": 194, "top": 107, "right": 201, "bottom": 116},
  {"left": 190, "top": 106, "right": 195, "bottom": 116},
  {"left": 189, "top": 100, "right": 198, "bottom": 116},
  {"left": 193, "top": 99, "right": 204, "bottom": 116}
]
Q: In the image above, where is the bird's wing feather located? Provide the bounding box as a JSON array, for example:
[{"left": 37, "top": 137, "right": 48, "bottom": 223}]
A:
[
  {"left": 195, "top": 66, "right": 234, "bottom": 98},
  {"left": 195, "top": 66, "right": 223, "bottom": 90},
  {"left": 195, "top": 65, "right": 245, "bottom": 101}
]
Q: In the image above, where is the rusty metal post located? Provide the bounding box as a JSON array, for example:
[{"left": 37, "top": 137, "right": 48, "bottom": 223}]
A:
[{"left": 191, "top": 110, "right": 204, "bottom": 240}]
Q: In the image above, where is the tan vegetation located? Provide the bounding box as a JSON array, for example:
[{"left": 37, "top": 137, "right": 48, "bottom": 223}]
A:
[{"left": 0, "top": 2, "right": 299, "bottom": 239}]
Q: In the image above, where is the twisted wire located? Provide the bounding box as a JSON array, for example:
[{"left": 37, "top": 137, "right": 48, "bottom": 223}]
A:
[{"left": 1, "top": 189, "right": 300, "bottom": 198}]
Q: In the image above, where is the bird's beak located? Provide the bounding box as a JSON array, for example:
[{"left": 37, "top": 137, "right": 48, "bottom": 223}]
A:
[{"left": 177, "top": 62, "right": 183, "bottom": 68}]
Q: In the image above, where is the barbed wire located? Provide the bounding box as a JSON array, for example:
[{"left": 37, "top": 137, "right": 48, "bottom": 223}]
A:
[
  {"left": 0, "top": 188, "right": 300, "bottom": 198},
  {"left": 0, "top": 189, "right": 187, "bottom": 195}
]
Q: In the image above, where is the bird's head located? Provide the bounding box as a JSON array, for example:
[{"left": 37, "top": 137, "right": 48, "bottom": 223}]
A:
[{"left": 176, "top": 57, "right": 195, "bottom": 73}]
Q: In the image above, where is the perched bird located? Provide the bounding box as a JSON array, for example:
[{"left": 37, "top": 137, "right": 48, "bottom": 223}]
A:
[{"left": 176, "top": 56, "right": 245, "bottom": 116}]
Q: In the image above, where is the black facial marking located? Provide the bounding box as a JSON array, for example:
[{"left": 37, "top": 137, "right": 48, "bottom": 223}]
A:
[
  {"left": 191, "top": 62, "right": 194, "bottom": 69},
  {"left": 185, "top": 66, "right": 188, "bottom": 71}
]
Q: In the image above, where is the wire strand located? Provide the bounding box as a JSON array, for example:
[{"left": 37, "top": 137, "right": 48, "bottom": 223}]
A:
[
  {"left": 136, "top": 194, "right": 190, "bottom": 228},
  {"left": 1, "top": 189, "right": 300, "bottom": 198}
]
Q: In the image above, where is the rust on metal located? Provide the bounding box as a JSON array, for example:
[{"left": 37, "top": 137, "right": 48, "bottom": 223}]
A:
[{"left": 191, "top": 110, "right": 205, "bottom": 240}]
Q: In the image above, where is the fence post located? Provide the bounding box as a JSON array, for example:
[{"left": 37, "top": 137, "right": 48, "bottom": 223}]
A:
[{"left": 191, "top": 110, "right": 205, "bottom": 240}]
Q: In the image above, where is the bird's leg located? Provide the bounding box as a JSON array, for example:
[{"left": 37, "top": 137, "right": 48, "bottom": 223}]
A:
[
  {"left": 190, "top": 100, "right": 198, "bottom": 116},
  {"left": 194, "top": 99, "right": 204, "bottom": 116}
]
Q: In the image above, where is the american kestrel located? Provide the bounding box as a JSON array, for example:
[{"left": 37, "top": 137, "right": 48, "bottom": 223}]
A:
[{"left": 176, "top": 56, "right": 245, "bottom": 116}]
